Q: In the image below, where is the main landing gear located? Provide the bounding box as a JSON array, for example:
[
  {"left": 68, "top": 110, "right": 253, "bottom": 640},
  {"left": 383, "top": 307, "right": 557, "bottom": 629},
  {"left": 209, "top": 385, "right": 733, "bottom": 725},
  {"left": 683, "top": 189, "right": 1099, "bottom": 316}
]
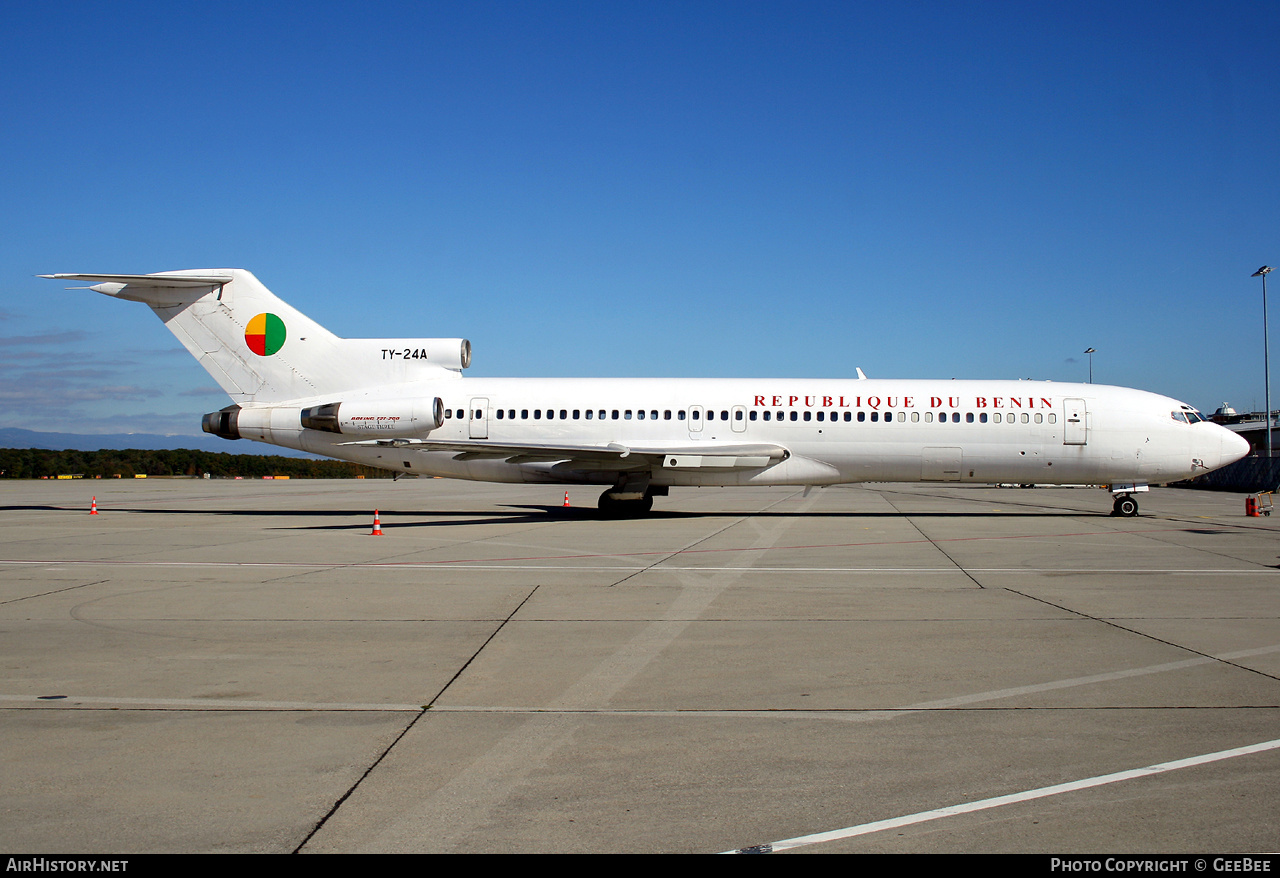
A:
[
  {"left": 597, "top": 489, "right": 654, "bottom": 518},
  {"left": 596, "top": 480, "right": 666, "bottom": 518}
]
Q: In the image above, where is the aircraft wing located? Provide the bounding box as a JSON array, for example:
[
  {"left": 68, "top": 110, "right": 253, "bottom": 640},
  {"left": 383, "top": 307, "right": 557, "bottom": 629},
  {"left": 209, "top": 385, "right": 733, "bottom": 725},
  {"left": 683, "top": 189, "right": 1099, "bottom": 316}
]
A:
[{"left": 337, "top": 438, "right": 789, "bottom": 471}]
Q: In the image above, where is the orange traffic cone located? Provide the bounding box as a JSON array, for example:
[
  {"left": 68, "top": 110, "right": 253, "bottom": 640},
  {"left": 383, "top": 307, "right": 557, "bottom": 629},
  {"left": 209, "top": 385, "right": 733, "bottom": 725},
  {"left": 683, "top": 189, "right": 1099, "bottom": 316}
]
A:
[
  {"left": 371, "top": 510, "right": 383, "bottom": 535},
  {"left": 563, "top": 491, "right": 570, "bottom": 508},
  {"left": 89, "top": 497, "right": 99, "bottom": 515}
]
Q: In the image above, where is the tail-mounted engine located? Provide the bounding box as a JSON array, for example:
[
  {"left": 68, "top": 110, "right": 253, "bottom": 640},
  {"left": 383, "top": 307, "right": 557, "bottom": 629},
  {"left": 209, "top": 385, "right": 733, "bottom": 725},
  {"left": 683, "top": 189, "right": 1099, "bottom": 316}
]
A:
[
  {"left": 202, "top": 405, "right": 242, "bottom": 440},
  {"left": 300, "top": 397, "right": 444, "bottom": 437},
  {"left": 203, "top": 397, "right": 444, "bottom": 442}
]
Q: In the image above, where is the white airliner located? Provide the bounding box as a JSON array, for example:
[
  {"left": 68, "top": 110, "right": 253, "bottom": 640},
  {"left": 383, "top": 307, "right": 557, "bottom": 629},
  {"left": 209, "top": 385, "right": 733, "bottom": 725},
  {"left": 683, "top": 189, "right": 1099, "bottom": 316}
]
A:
[{"left": 45, "top": 269, "right": 1250, "bottom": 517}]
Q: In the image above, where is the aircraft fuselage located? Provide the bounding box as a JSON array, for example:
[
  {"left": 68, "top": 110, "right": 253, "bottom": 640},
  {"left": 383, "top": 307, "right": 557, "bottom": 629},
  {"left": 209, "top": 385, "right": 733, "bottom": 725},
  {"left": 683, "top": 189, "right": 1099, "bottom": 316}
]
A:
[{"left": 265, "top": 377, "right": 1241, "bottom": 489}]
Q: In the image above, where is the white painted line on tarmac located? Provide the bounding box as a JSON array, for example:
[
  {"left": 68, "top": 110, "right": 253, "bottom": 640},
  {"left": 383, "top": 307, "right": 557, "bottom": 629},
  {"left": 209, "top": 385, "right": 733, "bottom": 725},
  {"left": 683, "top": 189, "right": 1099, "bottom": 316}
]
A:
[
  {"left": 903, "top": 644, "right": 1280, "bottom": 710},
  {"left": 725, "top": 737, "right": 1280, "bottom": 853}
]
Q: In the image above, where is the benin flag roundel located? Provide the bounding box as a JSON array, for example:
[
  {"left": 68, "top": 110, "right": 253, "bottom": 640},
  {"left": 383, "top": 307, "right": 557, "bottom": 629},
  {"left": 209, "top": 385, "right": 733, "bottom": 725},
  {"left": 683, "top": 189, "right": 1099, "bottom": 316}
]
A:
[{"left": 245, "top": 313, "right": 286, "bottom": 356}]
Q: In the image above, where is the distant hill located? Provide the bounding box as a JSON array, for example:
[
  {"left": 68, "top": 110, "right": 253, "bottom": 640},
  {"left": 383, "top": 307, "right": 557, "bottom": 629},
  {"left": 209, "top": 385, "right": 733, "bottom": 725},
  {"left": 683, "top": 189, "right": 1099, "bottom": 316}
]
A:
[{"left": 0, "top": 427, "right": 314, "bottom": 458}]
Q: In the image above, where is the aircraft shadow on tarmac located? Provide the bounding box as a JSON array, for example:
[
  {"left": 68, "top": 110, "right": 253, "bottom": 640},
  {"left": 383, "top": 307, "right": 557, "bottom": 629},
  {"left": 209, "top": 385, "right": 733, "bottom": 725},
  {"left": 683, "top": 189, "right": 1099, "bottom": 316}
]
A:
[{"left": 7, "top": 503, "right": 1107, "bottom": 530}]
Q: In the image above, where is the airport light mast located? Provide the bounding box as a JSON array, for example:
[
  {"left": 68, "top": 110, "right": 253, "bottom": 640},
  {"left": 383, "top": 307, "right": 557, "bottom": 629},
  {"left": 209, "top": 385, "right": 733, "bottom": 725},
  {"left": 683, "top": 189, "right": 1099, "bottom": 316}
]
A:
[
  {"left": 1084, "top": 348, "right": 1095, "bottom": 384},
  {"left": 1254, "top": 265, "right": 1273, "bottom": 458}
]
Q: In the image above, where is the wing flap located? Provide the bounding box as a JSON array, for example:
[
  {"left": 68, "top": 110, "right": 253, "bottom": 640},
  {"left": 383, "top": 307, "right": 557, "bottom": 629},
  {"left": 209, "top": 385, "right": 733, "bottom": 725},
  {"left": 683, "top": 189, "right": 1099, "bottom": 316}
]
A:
[{"left": 335, "top": 437, "right": 788, "bottom": 471}]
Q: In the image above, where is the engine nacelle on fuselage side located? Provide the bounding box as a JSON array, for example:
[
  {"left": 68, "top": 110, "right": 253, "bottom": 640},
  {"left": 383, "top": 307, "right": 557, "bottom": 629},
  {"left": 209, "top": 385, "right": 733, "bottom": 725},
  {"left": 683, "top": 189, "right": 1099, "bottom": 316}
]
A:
[
  {"left": 300, "top": 398, "right": 445, "bottom": 438},
  {"left": 203, "top": 397, "right": 444, "bottom": 443}
]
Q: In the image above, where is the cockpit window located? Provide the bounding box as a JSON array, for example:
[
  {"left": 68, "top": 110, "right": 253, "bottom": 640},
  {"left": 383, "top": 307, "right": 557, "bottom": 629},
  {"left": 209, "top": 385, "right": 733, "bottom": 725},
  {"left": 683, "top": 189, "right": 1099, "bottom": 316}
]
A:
[{"left": 1171, "top": 411, "right": 1188, "bottom": 423}]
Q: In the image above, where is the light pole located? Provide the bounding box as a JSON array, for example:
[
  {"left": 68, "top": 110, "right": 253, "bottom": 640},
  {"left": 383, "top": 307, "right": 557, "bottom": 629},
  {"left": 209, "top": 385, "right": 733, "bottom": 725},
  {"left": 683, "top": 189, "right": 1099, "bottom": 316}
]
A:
[
  {"left": 1084, "top": 348, "right": 1095, "bottom": 384},
  {"left": 1254, "top": 266, "right": 1273, "bottom": 458}
]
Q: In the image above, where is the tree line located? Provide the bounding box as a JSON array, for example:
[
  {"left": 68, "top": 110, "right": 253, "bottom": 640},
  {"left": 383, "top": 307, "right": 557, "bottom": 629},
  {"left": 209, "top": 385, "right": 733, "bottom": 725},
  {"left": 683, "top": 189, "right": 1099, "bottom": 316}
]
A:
[{"left": 0, "top": 447, "right": 394, "bottom": 480}]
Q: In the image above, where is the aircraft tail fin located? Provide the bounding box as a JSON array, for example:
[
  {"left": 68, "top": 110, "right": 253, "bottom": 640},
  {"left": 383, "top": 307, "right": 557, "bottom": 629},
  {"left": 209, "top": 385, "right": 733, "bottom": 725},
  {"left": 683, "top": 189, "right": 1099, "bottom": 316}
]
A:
[{"left": 44, "top": 269, "right": 470, "bottom": 405}]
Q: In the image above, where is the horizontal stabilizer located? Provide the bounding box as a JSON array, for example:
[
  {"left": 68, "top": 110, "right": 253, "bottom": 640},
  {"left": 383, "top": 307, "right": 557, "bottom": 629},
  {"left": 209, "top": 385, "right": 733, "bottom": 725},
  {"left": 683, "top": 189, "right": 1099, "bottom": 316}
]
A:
[{"left": 41, "top": 272, "right": 234, "bottom": 288}]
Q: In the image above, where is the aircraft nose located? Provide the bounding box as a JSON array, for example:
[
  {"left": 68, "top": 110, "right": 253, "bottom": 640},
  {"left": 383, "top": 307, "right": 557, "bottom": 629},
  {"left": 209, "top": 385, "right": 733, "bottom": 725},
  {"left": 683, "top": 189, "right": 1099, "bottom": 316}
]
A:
[
  {"left": 1223, "top": 428, "right": 1251, "bottom": 464},
  {"left": 1195, "top": 425, "right": 1250, "bottom": 473}
]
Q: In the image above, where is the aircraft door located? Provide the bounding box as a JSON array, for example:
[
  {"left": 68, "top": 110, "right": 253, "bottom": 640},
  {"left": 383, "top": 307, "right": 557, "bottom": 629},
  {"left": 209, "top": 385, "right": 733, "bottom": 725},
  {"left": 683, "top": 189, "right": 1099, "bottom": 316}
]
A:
[
  {"left": 731, "top": 405, "right": 746, "bottom": 433},
  {"left": 688, "top": 405, "right": 703, "bottom": 439},
  {"left": 1063, "top": 398, "right": 1087, "bottom": 445},
  {"left": 469, "top": 397, "right": 489, "bottom": 439}
]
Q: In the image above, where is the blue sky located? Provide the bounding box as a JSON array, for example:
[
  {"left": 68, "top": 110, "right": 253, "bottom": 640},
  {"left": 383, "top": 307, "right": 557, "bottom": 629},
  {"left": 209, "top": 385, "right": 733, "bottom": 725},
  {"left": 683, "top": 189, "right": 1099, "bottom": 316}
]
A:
[{"left": 3, "top": 1, "right": 1277, "bottom": 436}]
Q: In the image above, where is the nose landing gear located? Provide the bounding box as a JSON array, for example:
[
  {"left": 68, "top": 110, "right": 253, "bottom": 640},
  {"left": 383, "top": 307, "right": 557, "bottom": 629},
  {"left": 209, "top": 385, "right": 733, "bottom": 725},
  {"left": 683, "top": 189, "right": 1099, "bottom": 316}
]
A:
[
  {"left": 1108, "top": 483, "right": 1147, "bottom": 517},
  {"left": 1112, "top": 494, "right": 1139, "bottom": 517}
]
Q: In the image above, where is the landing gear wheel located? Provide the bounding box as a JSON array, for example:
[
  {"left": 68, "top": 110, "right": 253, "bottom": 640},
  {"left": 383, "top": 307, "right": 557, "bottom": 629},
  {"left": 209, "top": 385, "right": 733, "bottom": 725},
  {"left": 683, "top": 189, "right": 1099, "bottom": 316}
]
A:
[
  {"left": 634, "top": 491, "right": 654, "bottom": 515},
  {"left": 597, "top": 490, "right": 654, "bottom": 518},
  {"left": 1112, "top": 495, "right": 1139, "bottom": 517},
  {"left": 598, "top": 490, "right": 619, "bottom": 518}
]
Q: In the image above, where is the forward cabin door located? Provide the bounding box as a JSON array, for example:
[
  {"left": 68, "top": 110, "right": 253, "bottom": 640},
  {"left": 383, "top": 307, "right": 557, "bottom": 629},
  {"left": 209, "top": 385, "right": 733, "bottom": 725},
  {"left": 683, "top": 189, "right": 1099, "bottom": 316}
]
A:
[
  {"left": 1063, "top": 398, "right": 1087, "bottom": 445},
  {"left": 469, "top": 397, "right": 489, "bottom": 439}
]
